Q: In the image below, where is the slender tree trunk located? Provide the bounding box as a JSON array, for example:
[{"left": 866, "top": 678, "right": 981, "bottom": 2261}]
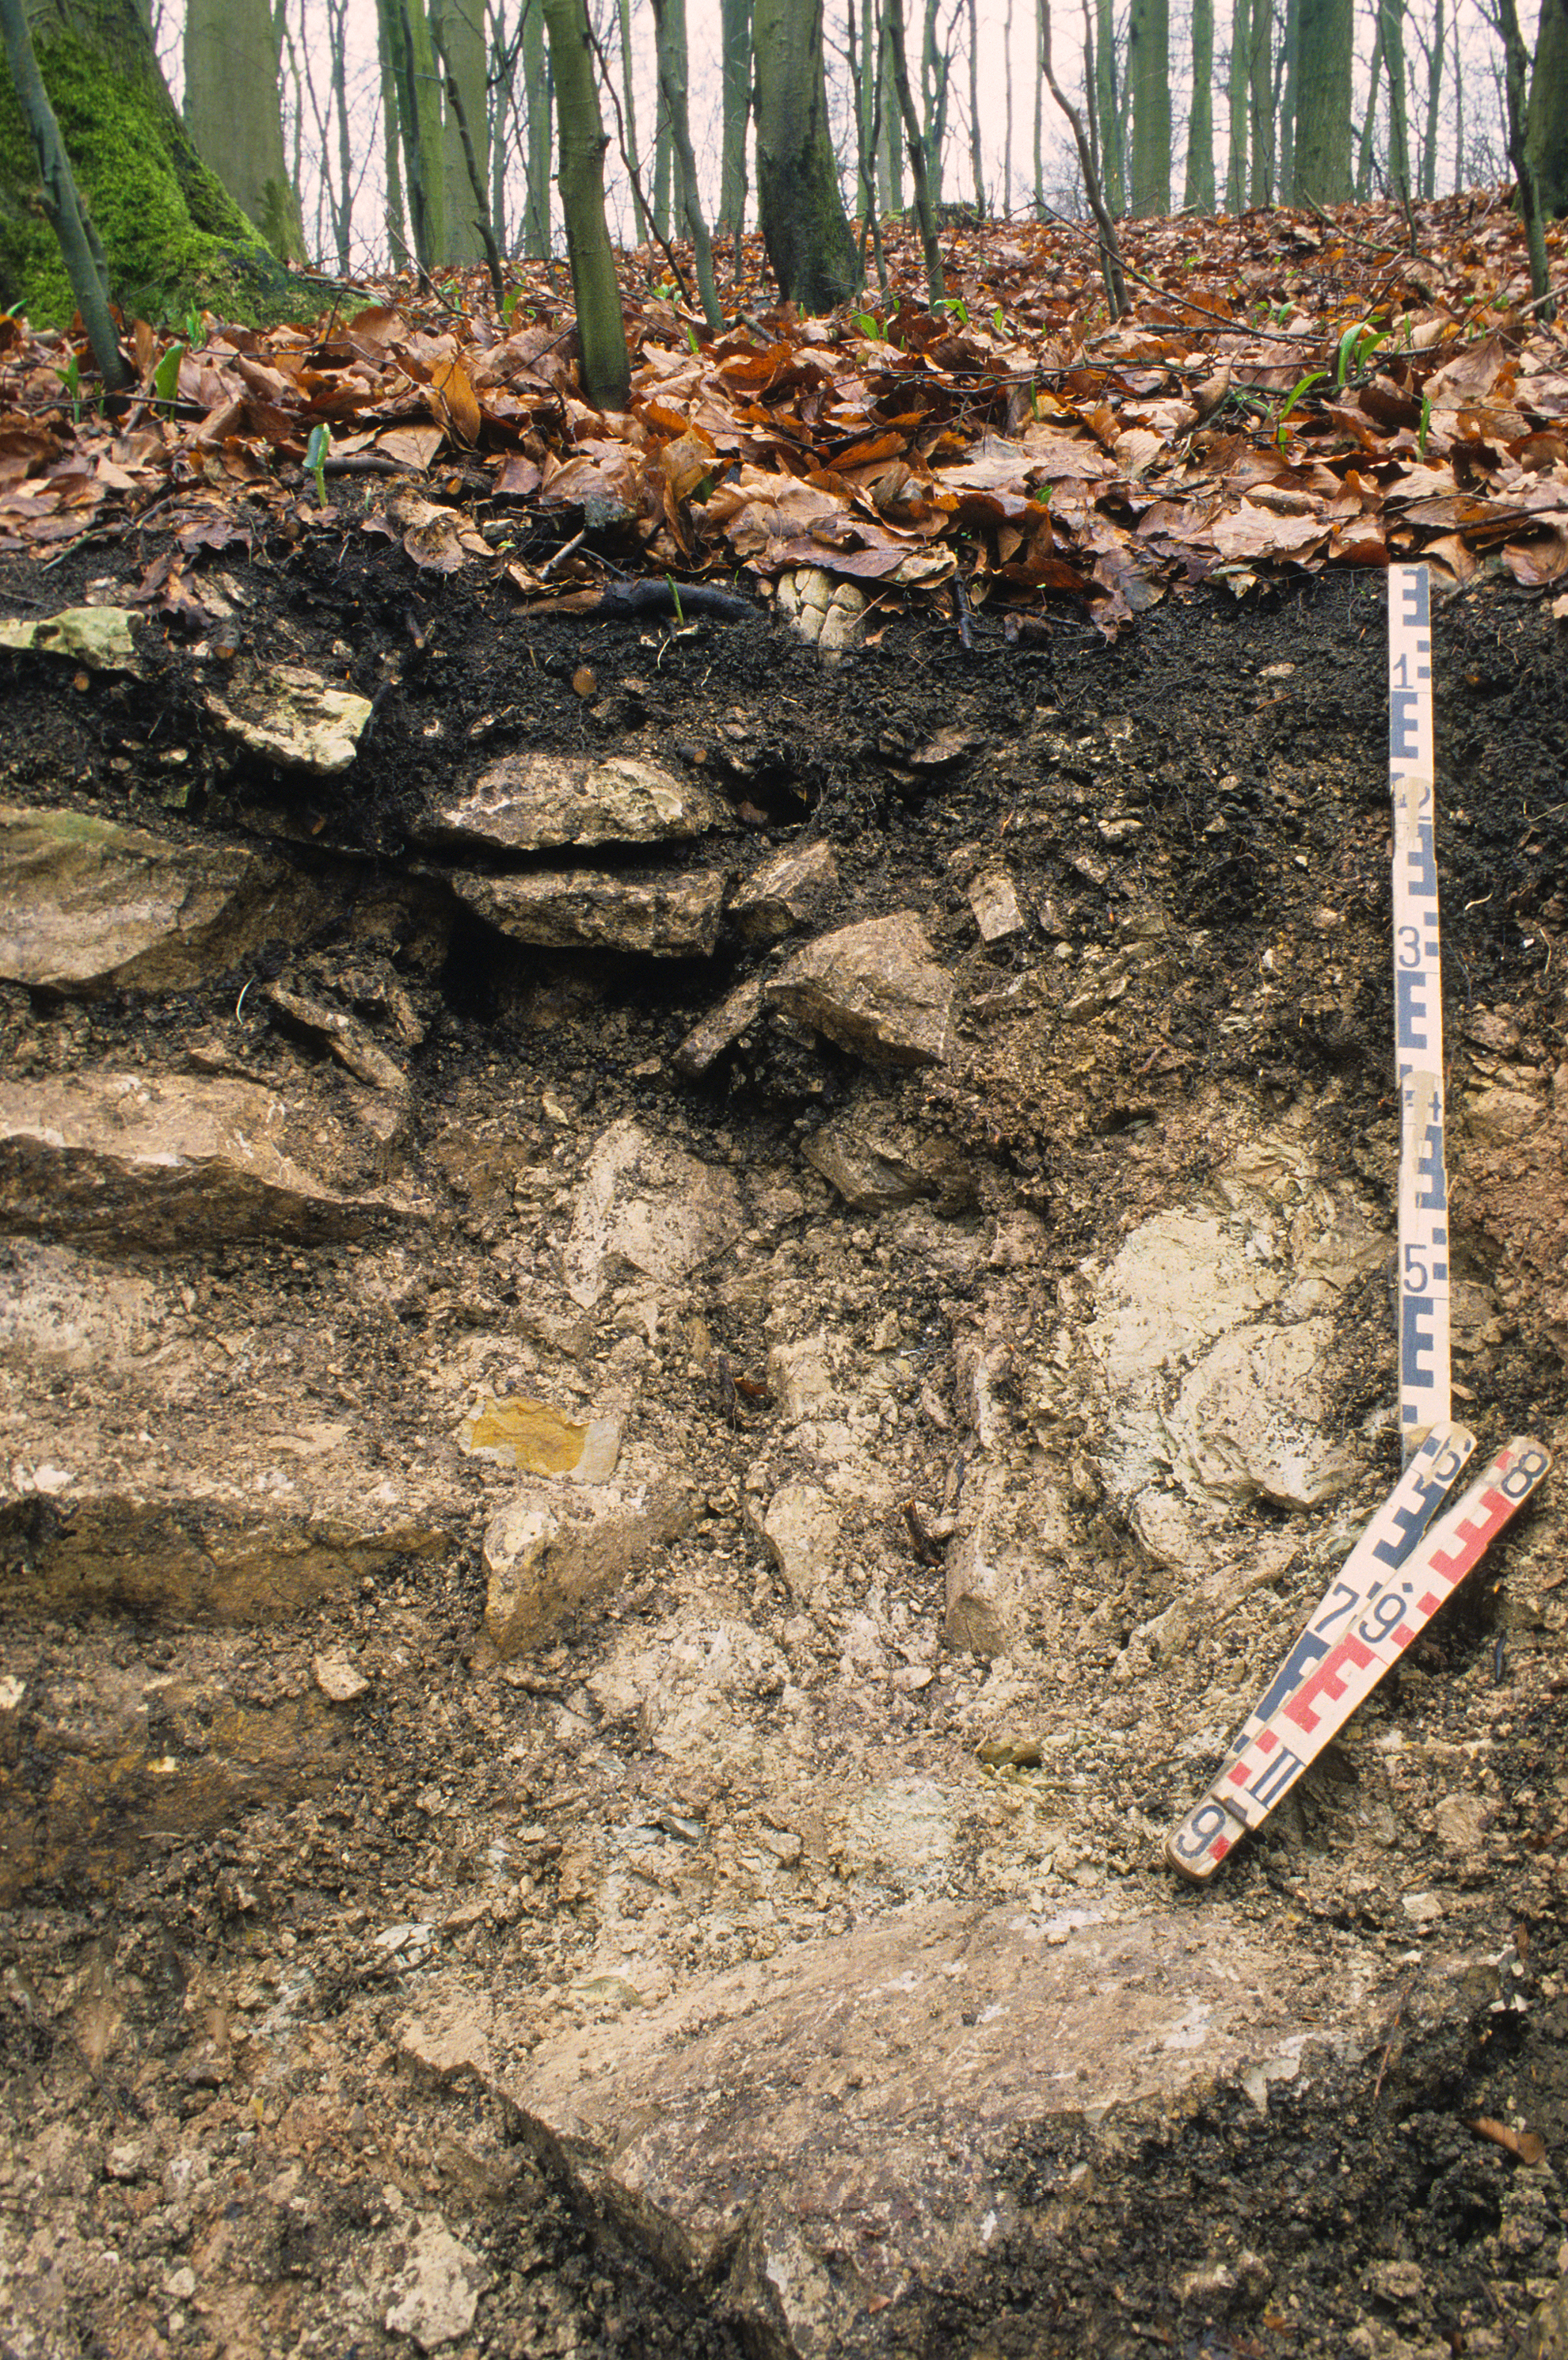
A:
[
  {"left": 379, "top": 10, "right": 411, "bottom": 265},
  {"left": 1452, "top": 0, "right": 1463, "bottom": 189},
  {"left": 717, "top": 0, "right": 753, "bottom": 234},
  {"left": 432, "top": 0, "right": 488, "bottom": 259},
  {"left": 1000, "top": 0, "right": 1013, "bottom": 211},
  {"left": 0, "top": 0, "right": 129, "bottom": 377},
  {"left": 1355, "top": 13, "right": 1384, "bottom": 196},
  {"left": 1246, "top": 0, "right": 1273, "bottom": 202},
  {"left": 1129, "top": 0, "right": 1170, "bottom": 212},
  {"left": 1041, "top": 0, "right": 1127, "bottom": 306},
  {"left": 920, "top": 0, "right": 949, "bottom": 198},
  {"left": 519, "top": 0, "right": 551, "bottom": 254},
  {"left": 1226, "top": 0, "right": 1250, "bottom": 206},
  {"left": 754, "top": 0, "right": 858, "bottom": 307},
  {"left": 1032, "top": 0, "right": 1044, "bottom": 206},
  {"left": 1277, "top": 0, "right": 1297, "bottom": 196},
  {"left": 183, "top": 0, "right": 303, "bottom": 258},
  {"left": 650, "top": 0, "right": 722, "bottom": 325},
  {"left": 1096, "top": 0, "right": 1124, "bottom": 211},
  {"left": 1186, "top": 0, "right": 1215, "bottom": 206},
  {"left": 611, "top": 0, "right": 649, "bottom": 241},
  {"left": 966, "top": 0, "right": 984, "bottom": 210},
  {"left": 1379, "top": 0, "right": 1410, "bottom": 195},
  {"left": 1527, "top": 0, "right": 1568, "bottom": 215},
  {"left": 885, "top": 0, "right": 942, "bottom": 295},
  {"left": 540, "top": 0, "right": 630, "bottom": 402},
  {"left": 652, "top": 0, "right": 675, "bottom": 238},
  {"left": 1294, "top": 0, "right": 1352, "bottom": 201},
  {"left": 879, "top": 6, "right": 904, "bottom": 206},
  {"left": 1491, "top": 0, "right": 1555, "bottom": 312},
  {"left": 329, "top": 0, "right": 355, "bottom": 268}
]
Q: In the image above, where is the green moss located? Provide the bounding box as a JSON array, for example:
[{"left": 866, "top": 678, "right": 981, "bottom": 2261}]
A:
[{"left": 0, "top": 32, "right": 314, "bottom": 329}]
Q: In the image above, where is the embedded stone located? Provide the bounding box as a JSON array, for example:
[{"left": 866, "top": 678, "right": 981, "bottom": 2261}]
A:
[
  {"left": 454, "top": 868, "right": 728, "bottom": 957},
  {"left": 764, "top": 914, "right": 953, "bottom": 1067}
]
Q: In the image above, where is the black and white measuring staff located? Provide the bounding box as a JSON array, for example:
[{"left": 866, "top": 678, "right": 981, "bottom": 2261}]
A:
[
  {"left": 1389, "top": 565, "right": 1452, "bottom": 1456},
  {"left": 1166, "top": 1437, "right": 1551, "bottom": 1881}
]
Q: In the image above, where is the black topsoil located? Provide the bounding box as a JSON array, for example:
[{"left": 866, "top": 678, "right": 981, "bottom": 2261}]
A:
[{"left": 2, "top": 529, "right": 1567, "bottom": 2360}]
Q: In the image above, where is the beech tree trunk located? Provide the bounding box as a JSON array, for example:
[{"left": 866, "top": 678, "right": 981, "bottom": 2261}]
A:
[
  {"left": 183, "top": 0, "right": 302, "bottom": 261},
  {"left": 1185, "top": 0, "right": 1215, "bottom": 207},
  {"left": 1527, "top": 0, "right": 1568, "bottom": 215},
  {"left": 1129, "top": 0, "right": 1170, "bottom": 213},
  {"left": 650, "top": 0, "right": 722, "bottom": 326},
  {"left": 1246, "top": 0, "right": 1273, "bottom": 203},
  {"left": 0, "top": 0, "right": 303, "bottom": 325},
  {"left": 717, "top": 0, "right": 752, "bottom": 235},
  {"left": 432, "top": 0, "right": 488, "bottom": 261},
  {"left": 519, "top": 0, "right": 551, "bottom": 255},
  {"left": 540, "top": 0, "right": 630, "bottom": 405},
  {"left": 1379, "top": 0, "right": 1411, "bottom": 196},
  {"left": 753, "top": 0, "right": 857, "bottom": 309},
  {"left": 1226, "top": 0, "right": 1250, "bottom": 207},
  {"left": 1294, "top": 0, "right": 1353, "bottom": 200},
  {"left": 1096, "top": 0, "right": 1124, "bottom": 212}
]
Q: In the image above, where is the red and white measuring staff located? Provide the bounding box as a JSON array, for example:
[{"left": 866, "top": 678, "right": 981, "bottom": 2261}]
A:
[
  {"left": 1166, "top": 1437, "right": 1550, "bottom": 1879},
  {"left": 1390, "top": 565, "right": 1452, "bottom": 1456}
]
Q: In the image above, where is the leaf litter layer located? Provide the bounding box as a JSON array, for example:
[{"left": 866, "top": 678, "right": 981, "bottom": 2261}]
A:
[{"left": 0, "top": 189, "right": 1565, "bottom": 638}]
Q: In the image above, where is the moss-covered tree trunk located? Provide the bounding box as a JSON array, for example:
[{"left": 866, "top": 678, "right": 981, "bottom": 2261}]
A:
[
  {"left": 182, "top": 0, "right": 302, "bottom": 263},
  {"left": 0, "top": 0, "right": 305, "bottom": 326},
  {"left": 753, "top": 0, "right": 857, "bottom": 310}
]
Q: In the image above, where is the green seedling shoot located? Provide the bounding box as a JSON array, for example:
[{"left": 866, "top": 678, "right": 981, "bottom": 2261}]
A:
[
  {"left": 1418, "top": 393, "right": 1433, "bottom": 460},
  {"left": 304, "top": 424, "right": 330, "bottom": 508},
  {"left": 55, "top": 348, "right": 81, "bottom": 424},
  {"left": 666, "top": 575, "right": 686, "bottom": 625},
  {"left": 1336, "top": 320, "right": 1387, "bottom": 384},
  {"left": 1275, "top": 369, "right": 1326, "bottom": 450},
  {"left": 152, "top": 342, "right": 186, "bottom": 408}
]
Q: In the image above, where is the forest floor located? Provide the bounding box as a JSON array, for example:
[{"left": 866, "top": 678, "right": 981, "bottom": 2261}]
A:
[{"left": 1, "top": 196, "right": 1567, "bottom": 2360}]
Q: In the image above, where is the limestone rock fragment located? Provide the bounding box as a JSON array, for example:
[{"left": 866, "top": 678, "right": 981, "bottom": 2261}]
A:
[
  {"left": 765, "top": 913, "right": 953, "bottom": 1067},
  {"left": 0, "top": 1072, "right": 411, "bottom": 1249},
  {"left": 563, "top": 1118, "right": 744, "bottom": 1307},
  {"left": 731, "top": 841, "right": 839, "bottom": 942},
  {"left": 483, "top": 1479, "right": 693, "bottom": 1656},
  {"left": 430, "top": 753, "right": 729, "bottom": 851},
  {"left": 0, "top": 807, "right": 314, "bottom": 995},
  {"left": 0, "top": 606, "right": 140, "bottom": 671},
  {"left": 674, "top": 977, "right": 763, "bottom": 1076},
  {"left": 968, "top": 871, "right": 1024, "bottom": 942},
  {"left": 453, "top": 867, "right": 727, "bottom": 957},
  {"left": 204, "top": 663, "right": 375, "bottom": 775},
  {"left": 384, "top": 2222, "right": 491, "bottom": 2350}
]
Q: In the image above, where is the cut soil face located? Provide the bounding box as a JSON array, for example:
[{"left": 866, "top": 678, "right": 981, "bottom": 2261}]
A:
[{"left": 2, "top": 541, "right": 1567, "bottom": 2360}]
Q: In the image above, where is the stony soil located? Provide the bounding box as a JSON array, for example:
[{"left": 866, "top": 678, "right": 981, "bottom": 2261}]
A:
[{"left": 2, "top": 541, "right": 1567, "bottom": 2360}]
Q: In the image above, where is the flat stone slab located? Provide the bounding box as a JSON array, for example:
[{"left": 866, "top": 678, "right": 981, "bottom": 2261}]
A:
[
  {"left": 0, "top": 1072, "right": 411, "bottom": 1247},
  {"left": 454, "top": 869, "right": 729, "bottom": 957},
  {"left": 765, "top": 913, "right": 953, "bottom": 1066},
  {"left": 431, "top": 755, "right": 730, "bottom": 852},
  {"left": 505, "top": 1896, "right": 1463, "bottom": 2358},
  {"left": 0, "top": 805, "right": 315, "bottom": 995}
]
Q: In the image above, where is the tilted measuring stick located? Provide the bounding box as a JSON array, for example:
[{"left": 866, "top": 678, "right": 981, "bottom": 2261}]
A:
[
  {"left": 1389, "top": 566, "right": 1452, "bottom": 1455},
  {"left": 1166, "top": 1437, "right": 1550, "bottom": 1880}
]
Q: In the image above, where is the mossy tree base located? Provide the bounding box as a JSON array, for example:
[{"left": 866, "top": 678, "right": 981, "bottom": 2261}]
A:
[{"left": 0, "top": 0, "right": 315, "bottom": 333}]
